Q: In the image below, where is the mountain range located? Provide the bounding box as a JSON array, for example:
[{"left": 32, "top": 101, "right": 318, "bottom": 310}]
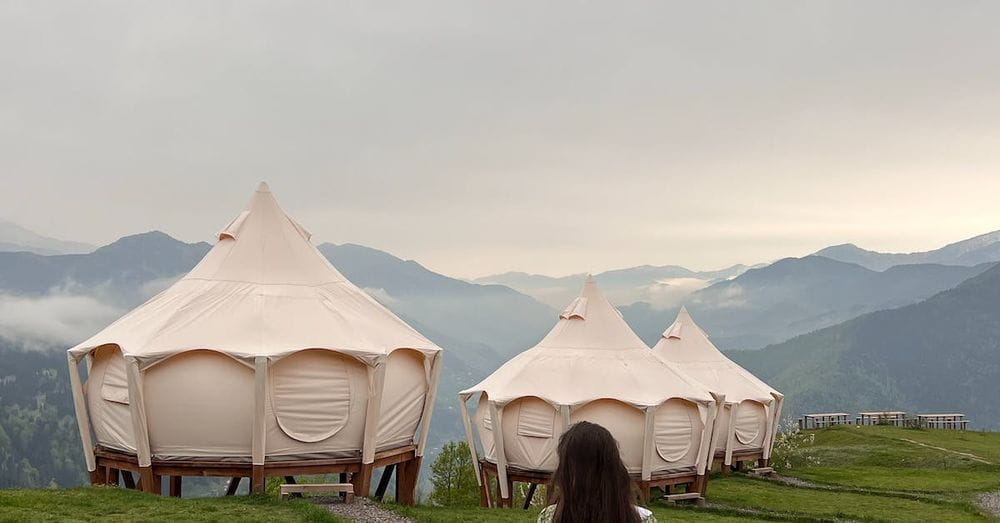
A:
[
  {"left": 621, "top": 256, "right": 993, "bottom": 350},
  {"left": 474, "top": 264, "right": 751, "bottom": 309},
  {"left": 814, "top": 230, "right": 1000, "bottom": 271},
  {"left": 731, "top": 261, "right": 1000, "bottom": 430}
]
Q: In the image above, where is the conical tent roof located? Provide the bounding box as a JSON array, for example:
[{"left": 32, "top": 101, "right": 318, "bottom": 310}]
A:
[
  {"left": 68, "top": 182, "right": 441, "bottom": 367},
  {"left": 651, "top": 307, "right": 778, "bottom": 403},
  {"left": 461, "top": 277, "right": 714, "bottom": 408}
]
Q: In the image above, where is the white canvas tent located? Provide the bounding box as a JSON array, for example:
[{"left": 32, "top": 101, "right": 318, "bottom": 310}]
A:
[
  {"left": 459, "top": 277, "right": 722, "bottom": 504},
  {"left": 66, "top": 183, "right": 442, "bottom": 497},
  {"left": 651, "top": 307, "right": 782, "bottom": 468}
]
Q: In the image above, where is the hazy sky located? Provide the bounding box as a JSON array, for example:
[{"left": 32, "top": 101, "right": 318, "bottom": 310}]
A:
[{"left": 3, "top": 1, "right": 1000, "bottom": 277}]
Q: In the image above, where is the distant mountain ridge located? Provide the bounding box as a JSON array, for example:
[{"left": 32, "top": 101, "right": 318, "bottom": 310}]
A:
[
  {"left": 475, "top": 263, "right": 750, "bottom": 309},
  {"left": 0, "top": 231, "right": 211, "bottom": 305},
  {"left": 815, "top": 230, "right": 1000, "bottom": 271},
  {"left": 0, "top": 219, "right": 94, "bottom": 255},
  {"left": 731, "top": 261, "right": 1000, "bottom": 430},
  {"left": 620, "top": 256, "right": 993, "bottom": 350}
]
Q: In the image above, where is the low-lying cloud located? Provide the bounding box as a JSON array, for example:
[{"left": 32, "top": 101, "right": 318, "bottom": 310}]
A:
[{"left": 0, "top": 293, "right": 124, "bottom": 349}]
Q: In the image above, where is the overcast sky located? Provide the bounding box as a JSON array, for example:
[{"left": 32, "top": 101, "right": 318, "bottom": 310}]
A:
[{"left": 3, "top": 1, "right": 1000, "bottom": 277}]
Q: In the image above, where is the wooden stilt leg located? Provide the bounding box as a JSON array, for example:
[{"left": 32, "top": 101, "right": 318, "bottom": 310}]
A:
[
  {"left": 89, "top": 466, "right": 107, "bottom": 486},
  {"left": 250, "top": 465, "right": 265, "bottom": 494},
  {"left": 759, "top": 458, "right": 769, "bottom": 468},
  {"left": 169, "top": 476, "right": 182, "bottom": 497},
  {"left": 353, "top": 463, "right": 373, "bottom": 498},
  {"left": 638, "top": 482, "right": 651, "bottom": 504},
  {"left": 339, "top": 472, "right": 349, "bottom": 502},
  {"left": 225, "top": 477, "right": 242, "bottom": 496},
  {"left": 479, "top": 469, "right": 491, "bottom": 508},
  {"left": 374, "top": 464, "right": 395, "bottom": 502},
  {"left": 692, "top": 474, "right": 708, "bottom": 496},
  {"left": 396, "top": 457, "right": 421, "bottom": 506},
  {"left": 139, "top": 466, "right": 160, "bottom": 495},
  {"left": 523, "top": 483, "right": 537, "bottom": 509},
  {"left": 497, "top": 473, "right": 513, "bottom": 508},
  {"left": 544, "top": 482, "right": 553, "bottom": 505},
  {"left": 122, "top": 471, "right": 137, "bottom": 490}
]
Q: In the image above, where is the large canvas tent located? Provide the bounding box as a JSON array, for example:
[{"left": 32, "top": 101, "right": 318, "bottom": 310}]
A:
[
  {"left": 459, "top": 277, "right": 722, "bottom": 506},
  {"left": 66, "top": 183, "right": 442, "bottom": 502},
  {"left": 651, "top": 307, "right": 782, "bottom": 470}
]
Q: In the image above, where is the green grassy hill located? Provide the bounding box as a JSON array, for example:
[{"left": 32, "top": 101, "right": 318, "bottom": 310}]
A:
[{"left": 2, "top": 426, "right": 998, "bottom": 522}]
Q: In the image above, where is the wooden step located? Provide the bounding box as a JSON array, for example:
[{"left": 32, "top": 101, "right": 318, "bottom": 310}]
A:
[
  {"left": 279, "top": 483, "right": 354, "bottom": 502},
  {"left": 749, "top": 467, "right": 774, "bottom": 476},
  {"left": 664, "top": 492, "right": 704, "bottom": 505}
]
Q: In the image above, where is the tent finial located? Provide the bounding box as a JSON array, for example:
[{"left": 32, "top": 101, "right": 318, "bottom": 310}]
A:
[{"left": 257, "top": 181, "right": 271, "bottom": 193}]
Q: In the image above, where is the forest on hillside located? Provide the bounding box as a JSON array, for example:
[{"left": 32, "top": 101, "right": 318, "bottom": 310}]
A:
[{"left": 0, "top": 340, "right": 86, "bottom": 488}]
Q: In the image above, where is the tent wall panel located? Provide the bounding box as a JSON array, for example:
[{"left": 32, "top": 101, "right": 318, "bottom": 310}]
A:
[
  {"left": 86, "top": 346, "right": 135, "bottom": 453},
  {"left": 570, "top": 400, "right": 645, "bottom": 474},
  {"left": 376, "top": 350, "right": 427, "bottom": 451},
  {"left": 500, "top": 397, "right": 560, "bottom": 472},
  {"left": 264, "top": 351, "right": 369, "bottom": 458},
  {"left": 144, "top": 350, "right": 254, "bottom": 458}
]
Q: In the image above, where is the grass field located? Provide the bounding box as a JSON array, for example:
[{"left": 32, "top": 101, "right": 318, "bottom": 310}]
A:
[
  {"left": 0, "top": 488, "right": 342, "bottom": 522},
  {"left": 1, "top": 426, "right": 997, "bottom": 522}
]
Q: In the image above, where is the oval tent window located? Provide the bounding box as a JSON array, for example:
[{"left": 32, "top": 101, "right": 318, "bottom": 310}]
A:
[
  {"left": 735, "top": 400, "right": 766, "bottom": 445},
  {"left": 654, "top": 399, "right": 696, "bottom": 462},
  {"left": 271, "top": 351, "right": 352, "bottom": 443}
]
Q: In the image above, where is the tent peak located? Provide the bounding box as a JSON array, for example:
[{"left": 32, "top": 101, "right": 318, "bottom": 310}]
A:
[{"left": 257, "top": 181, "right": 271, "bottom": 193}]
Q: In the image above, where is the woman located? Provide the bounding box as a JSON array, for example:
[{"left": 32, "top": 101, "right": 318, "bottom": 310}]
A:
[{"left": 538, "top": 421, "right": 657, "bottom": 523}]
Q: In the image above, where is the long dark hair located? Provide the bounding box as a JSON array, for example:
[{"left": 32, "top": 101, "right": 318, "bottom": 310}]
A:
[{"left": 550, "top": 421, "right": 641, "bottom": 523}]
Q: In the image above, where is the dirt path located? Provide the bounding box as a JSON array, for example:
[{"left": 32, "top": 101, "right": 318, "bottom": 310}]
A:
[
  {"left": 313, "top": 497, "right": 414, "bottom": 523},
  {"left": 895, "top": 438, "right": 993, "bottom": 465},
  {"left": 977, "top": 491, "right": 1000, "bottom": 519}
]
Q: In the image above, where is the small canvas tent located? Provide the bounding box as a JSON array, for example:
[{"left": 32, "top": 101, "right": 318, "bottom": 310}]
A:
[
  {"left": 651, "top": 307, "right": 782, "bottom": 470},
  {"left": 66, "top": 183, "right": 442, "bottom": 502},
  {"left": 459, "top": 277, "right": 722, "bottom": 506}
]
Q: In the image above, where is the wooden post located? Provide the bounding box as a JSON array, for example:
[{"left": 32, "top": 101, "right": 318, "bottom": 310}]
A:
[
  {"left": 396, "top": 456, "right": 421, "bottom": 506},
  {"left": 169, "top": 476, "right": 182, "bottom": 497},
  {"left": 353, "top": 463, "right": 374, "bottom": 498},
  {"left": 89, "top": 467, "right": 107, "bottom": 486},
  {"left": 106, "top": 467, "right": 120, "bottom": 487},
  {"left": 250, "top": 465, "right": 265, "bottom": 494},
  {"left": 479, "top": 467, "right": 491, "bottom": 507},
  {"left": 139, "top": 467, "right": 160, "bottom": 494}
]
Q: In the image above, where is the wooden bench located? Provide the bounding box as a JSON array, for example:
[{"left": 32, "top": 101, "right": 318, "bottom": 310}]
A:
[{"left": 279, "top": 483, "right": 355, "bottom": 503}]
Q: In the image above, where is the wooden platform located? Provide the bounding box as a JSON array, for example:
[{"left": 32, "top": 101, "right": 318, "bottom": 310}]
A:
[
  {"left": 477, "top": 459, "right": 704, "bottom": 509},
  {"left": 713, "top": 447, "right": 766, "bottom": 473},
  {"left": 89, "top": 444, "right": 421, "bottom": 505}
]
